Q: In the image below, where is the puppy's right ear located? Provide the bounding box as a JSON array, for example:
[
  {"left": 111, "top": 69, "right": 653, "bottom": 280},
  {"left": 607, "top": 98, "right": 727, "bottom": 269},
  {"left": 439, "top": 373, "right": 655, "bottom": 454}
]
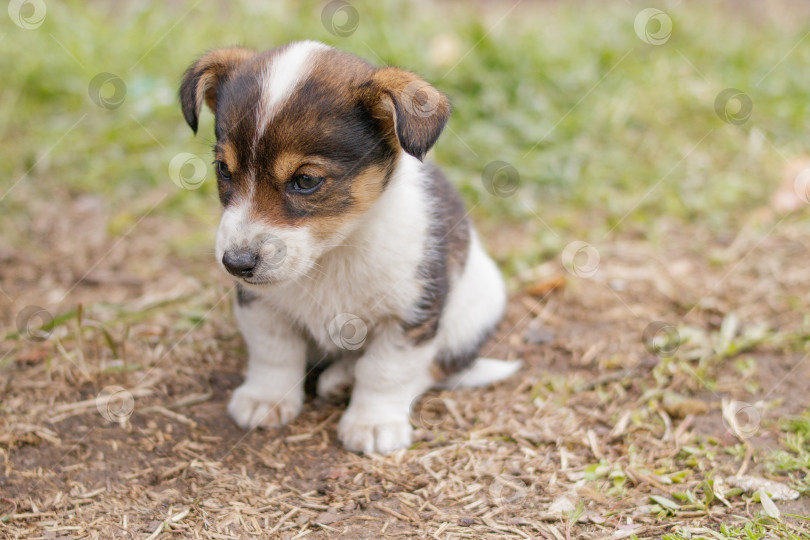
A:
[{"left": 179, "top": 47, "right": 255, "bottom": 133}]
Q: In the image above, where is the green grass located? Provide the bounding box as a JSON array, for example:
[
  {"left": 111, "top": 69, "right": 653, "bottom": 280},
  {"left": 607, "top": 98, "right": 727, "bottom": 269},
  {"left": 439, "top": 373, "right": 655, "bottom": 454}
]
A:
[
  {"left": 766, "top": 416, "right": 810, "bottom": 488},
  {"left": 2, "top": 0, "right": 810, "bottom": 264},
  {"left": 662, "top": 517, "right": 810, "bottom": 540}
]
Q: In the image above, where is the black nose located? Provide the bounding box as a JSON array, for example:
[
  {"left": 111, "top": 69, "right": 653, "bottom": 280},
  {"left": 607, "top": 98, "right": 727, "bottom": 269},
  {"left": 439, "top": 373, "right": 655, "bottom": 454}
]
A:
[{"left": 222, "top": 249, "right": 259, "bottom": 278}]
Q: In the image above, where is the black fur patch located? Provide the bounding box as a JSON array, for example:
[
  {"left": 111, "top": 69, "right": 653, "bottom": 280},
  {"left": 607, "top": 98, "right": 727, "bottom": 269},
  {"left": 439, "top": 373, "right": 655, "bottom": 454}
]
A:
[
  {"left": 435, "top": 325, "right": 496, "bottom": 377},
  {"left": 402, "top": 165, "right": 470, "bottom": 344},
  {"left": 235, "top": 284, "right": 258, "bottom": 306},
  {"left": 210, "top": 48, "right": 398, "bottom": 227}
]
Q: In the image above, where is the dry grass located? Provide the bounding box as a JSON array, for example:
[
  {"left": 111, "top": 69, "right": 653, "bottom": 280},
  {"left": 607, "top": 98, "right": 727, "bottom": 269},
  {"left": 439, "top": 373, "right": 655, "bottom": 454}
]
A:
[{"left": 2, "top": 195, "right": 809, "bottom": 539}]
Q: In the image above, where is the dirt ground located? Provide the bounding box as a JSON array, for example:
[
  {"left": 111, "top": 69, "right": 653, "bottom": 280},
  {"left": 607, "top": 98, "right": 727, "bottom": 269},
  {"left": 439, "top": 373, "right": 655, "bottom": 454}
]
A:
[{"left": 1, "top": 188, "right": 810, "bottom": 538}]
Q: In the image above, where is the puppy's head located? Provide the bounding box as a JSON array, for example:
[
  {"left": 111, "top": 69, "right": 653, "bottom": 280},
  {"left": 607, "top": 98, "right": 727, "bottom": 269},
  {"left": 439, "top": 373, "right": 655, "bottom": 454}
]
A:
[{"left": 179, "top": 41, "right": 450, "bottom": 286}]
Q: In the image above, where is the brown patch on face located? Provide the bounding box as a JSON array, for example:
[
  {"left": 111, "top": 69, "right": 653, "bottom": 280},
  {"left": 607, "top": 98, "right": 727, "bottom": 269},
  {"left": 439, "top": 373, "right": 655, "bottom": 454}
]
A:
[
  {"left": 191, "top": 45, "right": 453, "bottom": 251},
  {"left": 270, "top": 153, "right": 336, "bottom": 185},
  {"left": 217, "top": 141, "right": 239, "bottom": 174},
  {"left": 208, "top": 47, "right": 399, "bottom": 235},
  {"left": 212, "top": 140, "right": 248, "bottom": 207},
  {"left": 183, "top": 43, "right": 451, "bottom": 222},
  {"left": 304, "top": 162, "right": 390, "bottom": 241},
  {"left": 271, "top": 152, "right": 306, "bottom": 183},
  {"left": 246, "top": 158, "right": 390, "bottom": 240}
]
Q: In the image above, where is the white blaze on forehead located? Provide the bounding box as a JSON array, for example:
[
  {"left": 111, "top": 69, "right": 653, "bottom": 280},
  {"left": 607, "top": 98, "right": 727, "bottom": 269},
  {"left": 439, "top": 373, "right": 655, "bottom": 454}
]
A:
[{"left": 255, "top": 40, "right": 329, "bottom": 138}]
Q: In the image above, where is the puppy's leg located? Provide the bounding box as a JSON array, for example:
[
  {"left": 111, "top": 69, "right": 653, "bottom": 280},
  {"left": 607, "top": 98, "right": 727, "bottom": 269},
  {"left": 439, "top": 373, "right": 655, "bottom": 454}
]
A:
[
  {"left": 228, "top": 299, "right": 306, "bottom": 429},
  {"left": 338, "top": 326, "right": 436, "bottom": 453},
  {"left": 316, "top": 355, "right": 356, "bottom": 402}
]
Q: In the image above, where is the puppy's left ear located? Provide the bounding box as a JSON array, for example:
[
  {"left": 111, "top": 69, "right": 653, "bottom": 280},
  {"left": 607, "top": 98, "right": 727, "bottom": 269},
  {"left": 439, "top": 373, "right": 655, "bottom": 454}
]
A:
[
  {"left": 179, "top": 47, "right": 255, "bottom": 134},
  {"left": 359, "top": 67, "right": 451, "bottom": 161}
]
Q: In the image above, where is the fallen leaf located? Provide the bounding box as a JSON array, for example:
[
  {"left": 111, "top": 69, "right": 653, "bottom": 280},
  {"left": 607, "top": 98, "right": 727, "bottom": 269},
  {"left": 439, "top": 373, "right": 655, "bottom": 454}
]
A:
[
  {"left": 526, "top": 275, "right": 566, "bottom": 297},
  {"left": 662, "top": 391, "right": 708, "bottom": 419},
  {"left": 759, "top": 490, "right": 780, "bottom": 519},
  {"left": 649, "top": 495, "right": 680, "bottom": 511},
  {"left": 548, "top": 495, "right": 575, "bottom": 515},
  {"left": 725, "top": 475, "right": 800, "bottom": 500}
]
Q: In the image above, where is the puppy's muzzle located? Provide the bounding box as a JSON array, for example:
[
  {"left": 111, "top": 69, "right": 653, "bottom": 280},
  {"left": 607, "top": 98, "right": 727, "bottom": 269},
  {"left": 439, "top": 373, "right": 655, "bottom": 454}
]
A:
[{"left": 222, "top": 248, "right": 259, "bottom": 278}]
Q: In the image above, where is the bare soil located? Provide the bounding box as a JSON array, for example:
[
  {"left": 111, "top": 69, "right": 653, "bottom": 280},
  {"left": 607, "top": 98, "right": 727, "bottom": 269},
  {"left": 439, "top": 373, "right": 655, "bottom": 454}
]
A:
[{"left": 1, "top": 188, "right": 809, "bottom": 538}]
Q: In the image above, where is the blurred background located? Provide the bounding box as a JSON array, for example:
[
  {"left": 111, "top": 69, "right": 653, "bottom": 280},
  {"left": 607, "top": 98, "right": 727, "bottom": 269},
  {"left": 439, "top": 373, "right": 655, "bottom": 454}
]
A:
[{"left": 2, "top": 0, "right": 809, "bottom": 283}]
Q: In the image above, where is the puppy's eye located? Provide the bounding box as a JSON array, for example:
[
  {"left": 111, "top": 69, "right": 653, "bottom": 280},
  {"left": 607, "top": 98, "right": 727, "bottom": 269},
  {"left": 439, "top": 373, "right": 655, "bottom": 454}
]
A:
[
  {"left": 216, "top": 160, "right": 232, "bottom": 180},
  {"left": 290, "top": 174, "right": 324, "bottom": 194}
]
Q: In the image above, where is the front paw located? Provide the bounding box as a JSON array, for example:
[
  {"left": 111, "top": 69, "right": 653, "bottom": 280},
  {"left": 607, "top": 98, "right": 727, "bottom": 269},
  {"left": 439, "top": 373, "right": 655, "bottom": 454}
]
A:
[
  {"left": 338, "top": 406, "right": 413, "bottom": 454},
  {"left": 228, "top": 384, "right": 302, "bottom": 429}
]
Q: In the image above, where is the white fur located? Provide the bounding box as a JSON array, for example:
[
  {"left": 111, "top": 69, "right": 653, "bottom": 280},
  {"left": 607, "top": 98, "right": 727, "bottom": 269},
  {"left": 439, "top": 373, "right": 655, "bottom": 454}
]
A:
[
  {"left": 255, "top": 41, "right": 329, "bottom": 140},
  {"left": 228, "top": 301, "right": 306, "bottom": 429},
  {"left": 236, "top": 154, "right": 429, "bottom": 350},
  {"left": 224, "top": 151, "right": 515, "bottom": 453},
  {"left": 438, "top": 358, "right": 523, "bottom": 389},
  {"left": 338, "top": 324, "right": 436, "bottom": 453},
  {"left": 432, "top": 231, "right": 510, "bottom": 388},
  {"left": 215, "top": 199, "right": 319, "bottom": 284},
  {"left": 316, "top": 356, "right": 355, "bottom": 401}
]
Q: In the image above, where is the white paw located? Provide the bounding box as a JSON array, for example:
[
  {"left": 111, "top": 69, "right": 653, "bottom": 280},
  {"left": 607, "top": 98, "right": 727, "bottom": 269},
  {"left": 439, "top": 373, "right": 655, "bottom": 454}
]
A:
[
  {"left": 316, "top": 359, "right": 355, "bottom": 402},
  {"left": 338, "top": 407, "right": 413, "bottom": 454},
  {"left": 228, "top": 384, "right": 302, "bottom": 429}
]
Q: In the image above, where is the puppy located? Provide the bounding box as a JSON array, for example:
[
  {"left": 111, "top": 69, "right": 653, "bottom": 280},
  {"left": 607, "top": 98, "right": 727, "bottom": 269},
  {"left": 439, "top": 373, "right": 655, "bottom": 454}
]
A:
[{"left": 179, "top": 41, "right": 519, "bottom": 453}]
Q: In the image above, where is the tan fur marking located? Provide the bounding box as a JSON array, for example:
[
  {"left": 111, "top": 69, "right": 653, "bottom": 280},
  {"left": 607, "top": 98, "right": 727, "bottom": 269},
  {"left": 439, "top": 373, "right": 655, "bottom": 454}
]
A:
[
  {"left": 271, "top": 152, "right": 305, "bottom": 182},
  {"left": 306, "top": 163, "right": 389, "bottom": 241},
  {"left": 271, "top": 153, "right": 333, "bottom": 183},
  {"left": 218, "top": 142, "right": 239, "bottom": 173}
]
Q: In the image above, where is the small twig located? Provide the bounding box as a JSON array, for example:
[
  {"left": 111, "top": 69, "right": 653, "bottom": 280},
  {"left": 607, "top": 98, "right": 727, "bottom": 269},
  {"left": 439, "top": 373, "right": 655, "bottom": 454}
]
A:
[
  {"left": 267, "top": 507, "right": 298, "bottom": 535},
  {"left": 736, "top": 442, "right": 754, "bottom": 477},
  {"left": 169, "top": 392, "right": 212, "bottom": 409},
  {"left": 145, "top": 508, "right": 190, "bottom": 540},
  {"left": 0, "top": 498, "right": 17, "bottom": 523},
  {"left": 373, "top": 502, "right": 412, "bottom": 522},
  {"left": 53, "top": 387, "right": 153, "bottom": 413},
  {"left": 139, "top": 405, "right": 196, "bottom": 426},
  {"left": 587, "top": 429, "right": 603, "bottom": 460}
]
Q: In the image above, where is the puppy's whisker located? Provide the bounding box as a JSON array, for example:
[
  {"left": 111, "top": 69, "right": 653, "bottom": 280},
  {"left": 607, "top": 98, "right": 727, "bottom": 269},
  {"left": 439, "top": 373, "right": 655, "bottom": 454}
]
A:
[{"left": 318, "top": 243, "right": 378, "bottom": 254}]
